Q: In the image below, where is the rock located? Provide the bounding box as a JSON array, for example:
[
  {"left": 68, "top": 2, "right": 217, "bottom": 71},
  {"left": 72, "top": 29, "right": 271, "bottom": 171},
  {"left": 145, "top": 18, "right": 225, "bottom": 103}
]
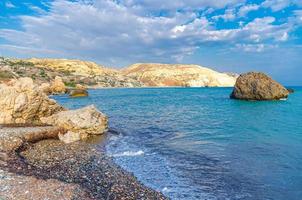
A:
[
  {"left": 75, "top": 84, "right": 86, "bottom": 90},
  {"left": 69, "top": 89, "right": 88, "bottom": 97},
  {"left": 0, "top": 77, "right": 64, "bottom": 124},
  {"left": 58, "top": 131, "right": 80, "bottom": 144},
  {"left": 50, "top": 76, "right": 66, "bottom": 94},
  {"left": 287, "top": 88, "right": 294, "bottom": 94},
  {"left": 39, "top": 82, "right": 51, "bottom": 95},
  {"left": 41, "top": 105, "right": 108, "bottom": 143},
  {"left": 0, "top": 126, "right": 65, "bottom": 153},
  {"left": 230, "top": 72, "right": 289, "bottom": 100}
]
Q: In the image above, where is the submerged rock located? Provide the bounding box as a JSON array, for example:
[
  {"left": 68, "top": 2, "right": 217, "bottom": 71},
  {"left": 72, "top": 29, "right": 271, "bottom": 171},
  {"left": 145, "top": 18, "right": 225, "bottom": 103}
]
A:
[
  {"left": 41, "top": 105, "right": 108, "bottom": 143},
  {"left": 230, "top": 72, "right": 289, "bottom": 100},
  {"left": 68, "top": 89, "right": 88, "bottom": 97},
  {"left": 0, "top": 77, "right": 64, "bottom": 124}
]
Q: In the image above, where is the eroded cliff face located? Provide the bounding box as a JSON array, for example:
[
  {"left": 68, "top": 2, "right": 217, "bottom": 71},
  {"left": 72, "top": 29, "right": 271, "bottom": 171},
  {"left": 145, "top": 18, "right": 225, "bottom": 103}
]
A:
[{"left": 122, "top": 63, "right": 237, "bottom": 87}]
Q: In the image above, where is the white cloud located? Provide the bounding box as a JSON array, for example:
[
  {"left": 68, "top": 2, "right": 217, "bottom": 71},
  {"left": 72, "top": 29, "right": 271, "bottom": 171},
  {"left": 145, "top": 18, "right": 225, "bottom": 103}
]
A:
[
  {"left": 212, "top": 9, "right": 236, "bottom": 21},
  {"left": 0, "top": 0, "right": 296, "bottom": 65},
  {"left": 235, "top": 43, "right": 278, "bottom": 52},
  {"left": 238, "top": 4, "right": 260, "bottom": 17},
  {"left": 261, "top": 0, "right": 291, "bottom": 12},
  {"left": 5, "top": 1, "right": 15, "bottom": 8}
]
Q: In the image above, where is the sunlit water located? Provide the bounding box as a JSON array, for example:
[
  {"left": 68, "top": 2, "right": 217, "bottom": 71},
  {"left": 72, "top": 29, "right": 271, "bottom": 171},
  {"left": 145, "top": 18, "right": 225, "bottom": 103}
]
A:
[{"left": 54, "top": 87, "right": 302, "bottom": 200}]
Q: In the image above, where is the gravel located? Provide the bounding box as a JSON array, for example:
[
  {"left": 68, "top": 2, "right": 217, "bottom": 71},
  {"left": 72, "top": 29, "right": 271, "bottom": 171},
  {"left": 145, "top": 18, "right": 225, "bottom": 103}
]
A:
[{"left": 0, "top": 126, "right": 167, "bottom": 200}]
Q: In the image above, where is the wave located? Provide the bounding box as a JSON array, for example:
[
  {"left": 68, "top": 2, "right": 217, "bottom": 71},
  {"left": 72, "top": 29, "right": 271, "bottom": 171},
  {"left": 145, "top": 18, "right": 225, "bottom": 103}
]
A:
[{"left": 111, "top": 150, "right": 144, "bottom": 157}]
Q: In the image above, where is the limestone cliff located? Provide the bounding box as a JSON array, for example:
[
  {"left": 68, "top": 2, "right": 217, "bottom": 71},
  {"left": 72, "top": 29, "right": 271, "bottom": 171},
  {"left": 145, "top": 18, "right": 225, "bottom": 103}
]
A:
[{"left": 122, "top": 63, "right": 237, "bottom": 87}]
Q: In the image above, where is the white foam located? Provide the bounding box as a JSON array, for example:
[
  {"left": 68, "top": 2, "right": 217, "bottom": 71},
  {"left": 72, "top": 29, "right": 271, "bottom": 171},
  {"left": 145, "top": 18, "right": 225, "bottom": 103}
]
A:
[{"left": 111, "top": 150, "right": 144, "bottom": 157}]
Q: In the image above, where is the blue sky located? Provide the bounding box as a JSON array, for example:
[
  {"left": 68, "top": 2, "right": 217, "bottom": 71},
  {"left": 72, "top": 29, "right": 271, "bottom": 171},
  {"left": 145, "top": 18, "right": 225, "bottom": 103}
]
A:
[{"left": 0, "top": 0, "right": 301, "bottom": 85}]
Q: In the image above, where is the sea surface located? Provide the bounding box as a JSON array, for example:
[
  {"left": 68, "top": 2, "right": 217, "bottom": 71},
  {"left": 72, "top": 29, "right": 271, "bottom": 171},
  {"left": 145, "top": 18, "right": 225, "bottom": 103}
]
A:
[{"left": 54, "top": 87, "right": 302, "bottom": 200}]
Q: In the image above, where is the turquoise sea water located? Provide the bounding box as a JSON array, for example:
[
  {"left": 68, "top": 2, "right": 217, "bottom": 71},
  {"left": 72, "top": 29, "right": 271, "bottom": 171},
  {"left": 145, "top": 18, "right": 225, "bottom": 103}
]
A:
[{"left": 54, "top": 87, "right": 302, "bottom": 200}]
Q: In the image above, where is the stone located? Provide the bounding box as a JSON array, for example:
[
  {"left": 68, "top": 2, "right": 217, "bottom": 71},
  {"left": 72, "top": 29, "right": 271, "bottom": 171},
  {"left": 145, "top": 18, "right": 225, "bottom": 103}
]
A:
[
  {"left": 39, "top": 82, "right": 51, "bottom": 95},
  {"left": 230, "top": 72, "right": 289, "bottom": 100},
  {"left": 0, "top": 77, "right": 64, "bottom": 124},
  {"left": 59, "top": 131, "right": 80, "bottom": 144},
  {"left": 69, "top": 89, "right": 88, "bottom": 97},
  {"left": 50, "top": 76, "right": 66, "bottom": 94},
  {"left": 75, "top": 84, "right": 86, "bottom": 90},
  {"left": 41, "top": 105, "right": 108, "bottom": 136}
]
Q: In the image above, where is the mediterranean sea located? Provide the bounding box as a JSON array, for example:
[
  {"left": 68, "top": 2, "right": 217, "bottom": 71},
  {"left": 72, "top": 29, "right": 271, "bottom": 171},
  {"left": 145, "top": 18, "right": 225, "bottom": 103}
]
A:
[{"left": 54, "top": 87, "right": 302, "bottom": 200}]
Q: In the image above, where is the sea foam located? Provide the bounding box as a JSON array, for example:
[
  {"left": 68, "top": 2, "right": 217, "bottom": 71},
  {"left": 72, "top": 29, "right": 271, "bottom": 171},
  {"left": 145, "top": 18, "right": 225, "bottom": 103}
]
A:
[{"left": 111, "top": 150, "right": 144, "bottom": 157}]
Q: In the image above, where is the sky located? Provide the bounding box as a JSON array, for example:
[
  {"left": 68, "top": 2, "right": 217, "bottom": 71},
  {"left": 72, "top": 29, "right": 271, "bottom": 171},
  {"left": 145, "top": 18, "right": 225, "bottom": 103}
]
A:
[{"left": 0, "top": 0, "right": 301, "bottom": 85}]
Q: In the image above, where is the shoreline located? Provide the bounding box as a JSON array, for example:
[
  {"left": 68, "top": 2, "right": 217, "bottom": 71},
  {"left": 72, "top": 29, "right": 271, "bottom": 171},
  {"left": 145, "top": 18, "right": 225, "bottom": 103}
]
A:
[{"left": 0, "top": 126, "right": 167, "bottom": 199}]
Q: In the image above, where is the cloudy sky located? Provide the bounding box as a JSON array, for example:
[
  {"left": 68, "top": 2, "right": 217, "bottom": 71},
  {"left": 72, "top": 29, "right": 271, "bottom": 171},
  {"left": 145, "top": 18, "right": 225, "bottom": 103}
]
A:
[{"left": 0, "top": 0, "right": 301, "bottom": 84}]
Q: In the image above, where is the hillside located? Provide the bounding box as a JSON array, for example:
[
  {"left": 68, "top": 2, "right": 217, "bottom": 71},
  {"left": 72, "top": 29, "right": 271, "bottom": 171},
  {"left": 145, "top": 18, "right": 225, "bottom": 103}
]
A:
[
  {"left": 122, "top": 63, "right": 237, "bottom": 87},
  {"left": 0, "top": 58, "right": 237, "bottom": 88},
  {"left": 0, "top": 58, "right": 142, "bottom": 87}
]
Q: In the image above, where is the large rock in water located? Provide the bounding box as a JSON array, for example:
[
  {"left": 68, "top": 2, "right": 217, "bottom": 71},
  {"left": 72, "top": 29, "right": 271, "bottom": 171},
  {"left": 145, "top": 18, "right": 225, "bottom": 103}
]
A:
[
  {"left": 68, "top": 89, "right": 88, "bottom": 97},
  {"left": 41, "top": 105, "right": 108, "bottom": 143},
  {"left": 230, "top": 72, "right": 289, "bottom": 100},
  {"left": 0, "top": 78, "right": 64, "bottom": 124}
]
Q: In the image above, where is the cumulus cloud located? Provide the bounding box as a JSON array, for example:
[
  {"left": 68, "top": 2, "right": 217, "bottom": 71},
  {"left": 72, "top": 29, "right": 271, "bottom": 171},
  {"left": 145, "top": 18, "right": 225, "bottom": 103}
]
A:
[
  {"left": 0, "top": 0, "right": 297, "bottom": 65},
  {"left": 238, "top": 4, "right": 260, "bottom": 17},
  {"left": 261, "top": 0, "right": 291, "bottom": 12},
  {"left": 212, "top": 9, "right": 236, "bottom": 21}
]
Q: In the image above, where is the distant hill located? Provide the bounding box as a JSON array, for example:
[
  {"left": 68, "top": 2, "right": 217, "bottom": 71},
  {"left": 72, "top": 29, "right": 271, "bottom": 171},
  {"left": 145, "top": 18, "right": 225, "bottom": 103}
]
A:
[
  {"left": 122, "top": 63, "right": 237, "bottom": 87},
  {"left": 0, "top": 57, "right": 237, "bottom": 88}
]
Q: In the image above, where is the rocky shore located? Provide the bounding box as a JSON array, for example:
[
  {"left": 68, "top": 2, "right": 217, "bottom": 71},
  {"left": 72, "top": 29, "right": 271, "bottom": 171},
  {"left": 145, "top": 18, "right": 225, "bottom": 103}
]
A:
[
  {"left": 0, "top": 77, "right": 167, "bottom": 199},
  {"left": 0, "top": 127, "right": 166, "bottom": 200}
]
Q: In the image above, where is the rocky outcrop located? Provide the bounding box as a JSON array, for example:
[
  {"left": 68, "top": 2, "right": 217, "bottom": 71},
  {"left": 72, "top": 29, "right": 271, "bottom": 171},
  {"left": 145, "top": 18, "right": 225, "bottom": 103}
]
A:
[
  {"left": 41, "top": 105, "right": 108, "bottom": 143},
  {"left": 230, "top": 72, "right": 289, "bottom": 100},
  {"left": 0, "top": 126, "right": 65, "bottom": 152},
  {"left": 50, "top": 76, "right": 66, "bottom": 94},
  {"left": 0, "top": 78, "right": 64, "bottom": 124},
  {"left": 68, "top": 89, "right": 88, "bottom": 97},
  {"left": 122, "top": 63, "right": 237, "bottom": 87}
]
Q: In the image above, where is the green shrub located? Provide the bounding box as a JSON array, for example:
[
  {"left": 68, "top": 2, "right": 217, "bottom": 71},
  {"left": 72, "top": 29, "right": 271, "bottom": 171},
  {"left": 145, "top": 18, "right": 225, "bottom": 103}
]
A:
[{"left": 64, "top": 81, "right": 76, "bottom": 88}]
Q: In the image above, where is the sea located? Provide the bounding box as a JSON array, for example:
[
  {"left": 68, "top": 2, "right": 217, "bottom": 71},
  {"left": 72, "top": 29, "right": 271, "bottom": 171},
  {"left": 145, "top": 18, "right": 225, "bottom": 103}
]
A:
[{"left": 53, "top": 87, "right": 302, "bottom": 200}]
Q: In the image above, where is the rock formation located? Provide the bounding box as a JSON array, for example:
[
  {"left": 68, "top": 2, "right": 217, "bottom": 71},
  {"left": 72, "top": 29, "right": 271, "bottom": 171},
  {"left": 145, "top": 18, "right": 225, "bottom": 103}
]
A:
[
  {"left": 0, "top": 77, "right": 64, "bottom": 124},
  {"left": 41, "top": 105, "right": 108, "bottom": 143},
  {"left": 230, "top": 72, "right": 289, "bottom": 100},
  {"left": 50, "top": 76, "right": 66, "bottom": 94},
  {"left": 122, "top": 63, "right": 237, "bottom": 87},
  {"left": 68, "top": 89, "right": 88, "bottom": 97}
]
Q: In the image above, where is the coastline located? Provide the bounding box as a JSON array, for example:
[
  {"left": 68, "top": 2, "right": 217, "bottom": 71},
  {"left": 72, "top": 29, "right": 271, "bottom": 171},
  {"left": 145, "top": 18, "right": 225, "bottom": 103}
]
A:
[{"left": 0, "top": 126, "right": 167, "bottom": 199}]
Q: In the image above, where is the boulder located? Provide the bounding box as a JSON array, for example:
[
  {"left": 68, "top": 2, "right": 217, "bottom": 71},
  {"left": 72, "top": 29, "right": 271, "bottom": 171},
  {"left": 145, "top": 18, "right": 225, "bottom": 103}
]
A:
[
  {"left": 0, "top": 77, "right": 64, "bottom": 124},
  {"left": 39, "top": 82, "right": 51, "bottom": 95},
  {"left": 230, "top": 72, "right": 289, "bottom": 100},
  {"left": 41, "top": 105, "right": 108, "bottom": 143},
  {"left": 50, "top": 76, "right": 66, "bottom": 94},
  {"left": 69, "top": 89, "right": 88, "bottom": 97},
  {"left": 58, "top": 131, "right": 87, "bottom": 144}
]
